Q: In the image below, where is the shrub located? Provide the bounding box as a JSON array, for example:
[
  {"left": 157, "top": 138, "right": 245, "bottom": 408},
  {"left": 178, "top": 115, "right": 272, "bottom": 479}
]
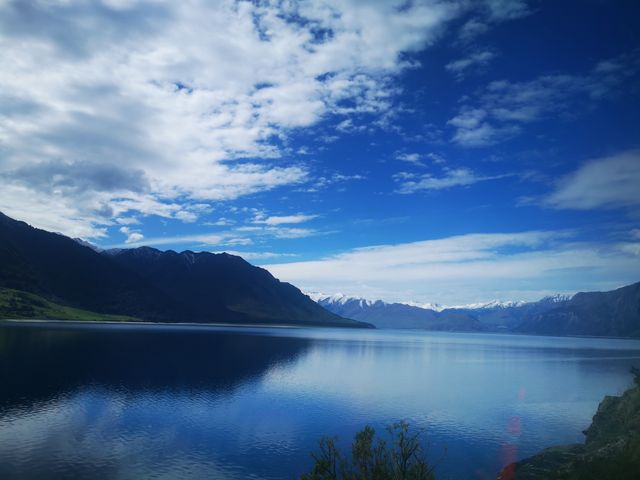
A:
[{"left": 301, "top": 421, "right": 436, "bottom": 480}]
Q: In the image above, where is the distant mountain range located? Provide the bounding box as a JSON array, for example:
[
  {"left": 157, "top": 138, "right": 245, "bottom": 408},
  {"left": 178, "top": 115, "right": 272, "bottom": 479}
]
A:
[
  {"left": 0, "top": 212, "right": 368, "bottom": 328},
  {"left": 307, "top": 293, "right": 483, "bottom": 331},
  {"left": 311, "top": 284, "right": 640, "bottom": 338}
]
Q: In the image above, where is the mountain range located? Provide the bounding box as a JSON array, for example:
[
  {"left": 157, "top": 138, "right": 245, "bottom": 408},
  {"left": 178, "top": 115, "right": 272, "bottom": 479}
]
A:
[
  {"left": 307, "top": 293, "right": 484, "bottom": 332},
  {"left": 0, "top": 212, "right": 367, "bottom": 328},
  {"left": 2, "top": 211, "right": 638, "bottom": 336},
  {"left": 311, "top": 284, "right": 640, "bottom": 338}
]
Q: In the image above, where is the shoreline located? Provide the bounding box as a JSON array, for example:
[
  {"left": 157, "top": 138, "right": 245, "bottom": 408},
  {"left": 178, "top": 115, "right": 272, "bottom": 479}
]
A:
[
  {"left": 498, "top": 368, "right": 640, "bottom": 479},
  {"left": 2, "top": 318, "right": 640, "bottom": 341},
  {"left": 0, "top": 318, "right": 365, "bottom": 330}
]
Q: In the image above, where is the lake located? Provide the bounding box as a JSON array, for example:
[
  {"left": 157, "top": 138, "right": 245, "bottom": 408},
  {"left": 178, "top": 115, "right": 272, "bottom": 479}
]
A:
[{"left": 1, "top": 322, "right": 640, "bottom": 479}]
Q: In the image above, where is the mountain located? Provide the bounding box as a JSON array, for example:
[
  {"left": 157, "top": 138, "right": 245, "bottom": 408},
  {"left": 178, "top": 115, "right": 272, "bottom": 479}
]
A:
[
  {"left": 514, "top": 282, "right": 640, "bottom": 337},
  {"left": 105, "top": 247, "right": 365, "bottom": 327},
  {"left": 0, "top": 212, "right": 183, "bottom": 321},
  {"left": 312, "top": 285, "right": 640, "bottom": 337},
  {"left": 311, "top": 293, "right": 483, "bottom": 331},
  {"left": 454, "top": 295, "right": 572, "bottom": 331},
  {"left": 0, "top": 212, "right": 366, "bottom": 327}
]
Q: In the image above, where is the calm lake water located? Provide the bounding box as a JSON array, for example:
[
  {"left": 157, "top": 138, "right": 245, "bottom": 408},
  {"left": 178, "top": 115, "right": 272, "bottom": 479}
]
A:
[{"left": 1, "top": 322, "right": 640, "bottom": 480}]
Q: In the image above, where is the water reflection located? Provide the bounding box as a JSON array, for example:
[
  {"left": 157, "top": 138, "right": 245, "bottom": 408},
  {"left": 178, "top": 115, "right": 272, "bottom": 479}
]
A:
[
  {"left": 0, "top": 323, "right": 313, "bottom": 480},
  {"left": 1, "top": 322, "right": 639, "bottom": 480},
  {"left": 0, "top": 322, "right": 312, "bottom": 409}
]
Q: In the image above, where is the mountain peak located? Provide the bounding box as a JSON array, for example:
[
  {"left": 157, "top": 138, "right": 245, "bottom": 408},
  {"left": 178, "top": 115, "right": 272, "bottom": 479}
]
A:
[
  {"left": 306, "top": 292, "right": 384, "bottom": 308},
  {"left": 307, "top": 292, "right": 530, "bottom": 312},
  {"left": 538, "top": 293, "right": 574, "bottom": 304}
]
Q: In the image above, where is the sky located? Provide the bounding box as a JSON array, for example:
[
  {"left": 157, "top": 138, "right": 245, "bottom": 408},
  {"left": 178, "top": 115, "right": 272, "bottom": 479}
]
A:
[{"left": 1, "top": 0, "right": 640, "bottom": 305}]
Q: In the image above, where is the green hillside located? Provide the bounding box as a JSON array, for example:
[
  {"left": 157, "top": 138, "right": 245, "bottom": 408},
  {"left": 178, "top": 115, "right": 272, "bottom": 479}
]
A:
[{"left": 0, "top": 288, "right": 138, "bottom": 322}]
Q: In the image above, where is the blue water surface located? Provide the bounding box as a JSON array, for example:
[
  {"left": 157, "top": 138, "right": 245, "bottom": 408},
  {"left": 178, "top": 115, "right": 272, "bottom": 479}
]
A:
[{"left": 1, "top": 322, "right": 639, "bottom": 479}]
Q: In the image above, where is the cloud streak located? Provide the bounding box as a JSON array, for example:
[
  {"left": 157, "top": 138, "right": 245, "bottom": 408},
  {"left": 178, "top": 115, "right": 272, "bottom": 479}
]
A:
[
  {"left": 254, "top": 214, "right": 318, "bottom": 226},
  {"left": 394, "top": 168, "right": 506, "bottom": 193},
  {"left": 265, "top": 231, "right": 640, "bottom": 304},
  {"left": 542, "top": 150, "right": 640, "bottom": 210},
  {"left": 449, "top": 52, "right": 640, "bottom": 146},
  {"left": 445, "top": 50, "right": 496, "bottom": 79}
]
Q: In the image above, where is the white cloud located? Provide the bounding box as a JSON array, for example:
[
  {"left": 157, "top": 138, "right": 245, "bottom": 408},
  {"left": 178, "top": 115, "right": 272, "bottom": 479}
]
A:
[
  {"left": 394, "top": 167, "right": 505, "bottom": 193},
  {"left": 203, "top": 218, "right": 235, "bottom": 227},
  {"left": 445, "top": 50, "right": 495, "bottom": 79},
  {"left": 0, "top": 184, "right": 108, "bottom": 238},
  {"left": 174, "top": 211, "right": 198, "bottom": 223},
  {"left": 116, "top": 217, "right": 140, "bottom": 226},
  {"left": 457, "top": 18, "right": 489, "bottom": 42},
  {"left": 335, "top": 118, "right": 368, "bottom": 133},
  {"left": 302, "top": 172, "right": 366, "bottom": 192},
  {"left": 447, "top": 107, "right": 520, "bottom": 146},
  {"left": 125, "top": 232, "right": 144, "bottom": 244},
  {"left": 484, "top": 0, "right": 531, "bottom": 20},
  {"left": 456, "top": 0, "right": 530, "bottom": 43},
  {"left": 255, "top": 214, "right": 318, "bottom": 226},
  {"left": 426, "top": 153, "right": 447, "bottom": 164},
  {"left": 109, "top": 219, "right": 321, "bottom": 248},
  {"left": 543, "top": 150, "right": 640, "bottom": 210},
  {"left": 394, "top": 152, "right": 446, "bottom": 168},
  {"left": 395, "top": 152, "right": 426, "bottom": 167},
  {"left": 114, "top": 232, "right": 229, "bottom": 249},
  {"left": 0, "top": 0, "right": 463, "bottom": 238},
  {"left": 264, "top": 231, "right": 640, "bottom": 304},
  {"left": 449, "top": 52, "right": 640, "bottom": 146},
  {"left": 237, "top": 225, "right": 318, "bottom": 239},
  {"left": 119, "top": 226, "right": 144, "bottom": 244},
  {"left": 617, "top": 242, "right": 640, "bottom": 256},
  {"left": 450, "top": 121, "right": 520, "bottom": 147},
  {"left": 212, "top": 250, "right": 297, "bottom": 261}
]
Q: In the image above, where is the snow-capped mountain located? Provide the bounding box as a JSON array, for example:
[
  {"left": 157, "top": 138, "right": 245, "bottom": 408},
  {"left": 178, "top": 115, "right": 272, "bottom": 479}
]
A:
[
  {"left": 308, "top": 292, "right": 483, "bottom": 331},
  {"left": 307, "top": 292, "right": 531, "bottom": 313},
  {"left": 306, "top": 292, "right": 382, "bottom": 308},
  {"left": 537, "top": 294, "right": 574, "bottom": 304},
  {"left": 307, "top": 291, "right": 588, "bottom": 332}
]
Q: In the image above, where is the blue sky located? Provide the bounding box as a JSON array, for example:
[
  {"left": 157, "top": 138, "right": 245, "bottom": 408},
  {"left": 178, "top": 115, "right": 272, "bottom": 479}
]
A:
[{"left": 1, "top": 0, "right": 639, "bottom": 304}]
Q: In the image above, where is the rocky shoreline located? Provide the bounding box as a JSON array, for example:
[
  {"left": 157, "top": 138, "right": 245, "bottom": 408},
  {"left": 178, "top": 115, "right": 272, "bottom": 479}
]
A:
[{"left": 498, "top": 368, "right": 640, "bottom": 479}]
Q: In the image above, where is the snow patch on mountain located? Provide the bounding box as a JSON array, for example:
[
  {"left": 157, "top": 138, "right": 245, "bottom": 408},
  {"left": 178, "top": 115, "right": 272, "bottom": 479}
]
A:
[
  {"left": 539, "top": 294, "right": 574, "bottom": 303},
  {"left": 306, "top": 292, "right": 383, "bottom": 308},
  {"left": 306, "top": 292, "right": 572, "bottom": 312}
]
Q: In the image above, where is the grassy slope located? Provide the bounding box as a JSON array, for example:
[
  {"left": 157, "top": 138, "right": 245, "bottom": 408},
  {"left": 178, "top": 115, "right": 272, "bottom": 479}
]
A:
[{"left": 0, "top": 288, "right": 138, "bottom": 322}]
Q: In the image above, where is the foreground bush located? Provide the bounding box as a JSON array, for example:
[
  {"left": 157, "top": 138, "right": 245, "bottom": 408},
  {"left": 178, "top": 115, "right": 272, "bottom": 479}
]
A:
[{"left": 301, "top": 421, "right": 436, "bottom": 480}]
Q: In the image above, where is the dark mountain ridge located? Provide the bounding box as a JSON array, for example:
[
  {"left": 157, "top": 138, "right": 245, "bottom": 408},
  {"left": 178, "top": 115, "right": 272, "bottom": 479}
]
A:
[
  {"left": 0, "top": 212, "right": 182, "bottom": 321},
  {"left": 106, "top": 246, "right": 357, "bottom": 326},
  {"left": 514, "top": 282, "right": 640, "bottom": 337},
  {"left": 0, "top": 212, "right": 366, "bottom": 327}
]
